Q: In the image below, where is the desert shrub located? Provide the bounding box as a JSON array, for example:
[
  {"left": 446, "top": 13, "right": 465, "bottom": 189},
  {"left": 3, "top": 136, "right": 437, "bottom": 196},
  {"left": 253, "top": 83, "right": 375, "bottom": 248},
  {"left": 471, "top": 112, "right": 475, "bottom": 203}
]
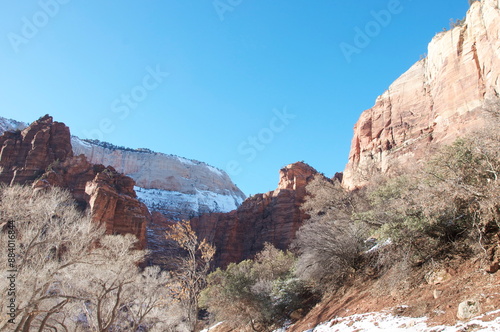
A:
[
  {"left": 200, "top": 244, "right": 310, "bottom": 331},
  {"left": 294, "top": 219, "right": 367, "bottom": 289},
  {"left": 302, "top": 175, "right": 366, "bottom": 223},
  {"left": 294, "top": 175, "right": 369, "bottom": 290},
  {"left": 362, "top": 105, "right": 499, "bottom": 263}
]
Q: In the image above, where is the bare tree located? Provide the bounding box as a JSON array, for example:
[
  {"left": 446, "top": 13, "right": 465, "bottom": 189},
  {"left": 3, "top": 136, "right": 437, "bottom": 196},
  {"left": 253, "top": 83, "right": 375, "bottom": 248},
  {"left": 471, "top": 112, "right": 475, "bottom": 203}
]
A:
[
  {"left": 166, "top": 220, "right": 215, "bottom": 332},
  {"left": 0, "top": 185, "right": 181, "bottom": 331}
]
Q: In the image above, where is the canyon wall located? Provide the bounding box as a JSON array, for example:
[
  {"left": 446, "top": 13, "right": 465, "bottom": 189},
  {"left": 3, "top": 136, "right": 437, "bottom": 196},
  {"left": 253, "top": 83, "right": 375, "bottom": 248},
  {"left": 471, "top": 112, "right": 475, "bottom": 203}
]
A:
[
  {"left": 0, "top": 115, "right": 148, "bottom": 248},
  {"left": 191, "top": 162, "right": 324, "bottom": 268},
  {"left": 0, "top": 115, "right": 247, "bottom": 265},
  {"left": 71, "top": 136, "right": 246, "bottom": 266},
  {"left": 343, "top": 0, "right": 500, "bottom": 189},
  {"left": 71, "top": 137, "right": 246, "bottom": 219}
]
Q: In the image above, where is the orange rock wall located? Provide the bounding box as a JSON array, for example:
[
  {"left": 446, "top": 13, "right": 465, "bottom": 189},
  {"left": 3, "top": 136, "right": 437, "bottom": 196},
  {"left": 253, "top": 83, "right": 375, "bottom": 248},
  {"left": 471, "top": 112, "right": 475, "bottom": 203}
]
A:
[{"left": 343, "top": 0, "right": 500, "bottom": 188}]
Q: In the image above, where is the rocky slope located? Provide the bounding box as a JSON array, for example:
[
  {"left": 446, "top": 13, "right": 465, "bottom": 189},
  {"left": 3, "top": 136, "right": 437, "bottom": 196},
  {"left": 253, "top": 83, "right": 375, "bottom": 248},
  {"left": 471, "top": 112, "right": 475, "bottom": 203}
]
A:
[
  {"left": 191, "top": 162, "right": 324, "bottom": 268},
  {"left": 0, "top": 115, "right": 149, "bottom": 247},
  {"left": 343, "top": 0, "right": 500, "bottom": 189}
]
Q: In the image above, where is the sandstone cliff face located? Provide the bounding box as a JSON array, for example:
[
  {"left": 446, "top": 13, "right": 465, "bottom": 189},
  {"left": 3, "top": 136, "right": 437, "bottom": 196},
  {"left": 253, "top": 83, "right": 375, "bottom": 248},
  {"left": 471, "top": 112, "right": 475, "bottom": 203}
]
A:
[
  {"left": 72, "top": 137, "right": 246, "bottom": 219},
  {"left": 0, "top": 115, "right": 73, "bottom": 185},
  {"left": 191, "top": 162, "right": 321, "bottom": 268},
  {"left": 0, "top": 115, "right": 148, "bottom": 248},
  {"left": 72, "top": 136, "right": 246, "bottom": 266},
  {"left": 343, "top": 0, "right": 500, "bottom": 189}
]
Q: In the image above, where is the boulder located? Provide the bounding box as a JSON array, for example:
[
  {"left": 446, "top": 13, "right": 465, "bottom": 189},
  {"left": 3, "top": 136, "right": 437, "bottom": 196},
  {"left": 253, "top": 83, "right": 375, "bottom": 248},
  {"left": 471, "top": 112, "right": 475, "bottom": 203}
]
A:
[{"left": 457, "top": 299, "right": 481, "bottom": 320}]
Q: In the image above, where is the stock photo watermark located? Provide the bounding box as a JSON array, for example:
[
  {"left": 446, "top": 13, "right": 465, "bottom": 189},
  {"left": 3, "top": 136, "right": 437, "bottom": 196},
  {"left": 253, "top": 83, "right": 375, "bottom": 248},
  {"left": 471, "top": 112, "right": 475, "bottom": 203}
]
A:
[
  {"left": 7, "top": 0, "right": 72, "bottom": 53},
  {"left": 213, "top": 0, "right": 244, "bottom": 21},
  {"left": 5, "top": 220, "right": 17, "bottom": 324},
  {"left": 226, "top": 107, "right": 296, "bottom": 176},
  {"left": 339, "top": 0, "right": 405, "bottom": 63},
  {"left": 83, "top": 65, "right": 169, "bottom": 141}
]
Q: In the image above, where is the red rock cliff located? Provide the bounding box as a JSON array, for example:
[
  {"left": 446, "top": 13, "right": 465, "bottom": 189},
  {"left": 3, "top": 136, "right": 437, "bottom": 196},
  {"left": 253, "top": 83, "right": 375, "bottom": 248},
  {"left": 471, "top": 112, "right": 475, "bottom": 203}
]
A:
[
  {"left": 343, "top": 0, "right": 500, "bottom": 189},
  {"left": 0, "top": 115, "right": 73, "bottom": 185},
  {"left": 0, "top": 115, "right": 149, "bottom": 247},
  {"left": 191, "top": 162, "right": 322, "bottom": 268}
]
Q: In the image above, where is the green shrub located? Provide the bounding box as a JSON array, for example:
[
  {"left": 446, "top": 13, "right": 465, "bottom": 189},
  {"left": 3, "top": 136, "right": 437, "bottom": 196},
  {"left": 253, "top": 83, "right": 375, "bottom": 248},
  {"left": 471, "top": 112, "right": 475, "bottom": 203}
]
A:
[{"left": 200, "top": 244, "right": 310, "bottom": 331}]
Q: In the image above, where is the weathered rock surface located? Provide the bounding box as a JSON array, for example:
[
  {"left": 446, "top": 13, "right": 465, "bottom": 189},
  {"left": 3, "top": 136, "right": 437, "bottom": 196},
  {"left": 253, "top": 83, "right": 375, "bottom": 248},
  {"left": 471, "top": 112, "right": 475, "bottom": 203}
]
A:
[
  {"left": 191, "top": 162, "right": 321, "bottom": 268},
  {"left": 343, "top": 0, "right": 500, "bottom": 189},
  {"left": 84, "top": 168, "right": 149, "bottom": 247},
  {"left": 71, "top": 137, "right": 246, "bottom": 265},
  {"left": 0, "top": 115, "right": 73, "bottom": 185},
  {"left": 457, "top": 299, "right": 481, "bottom": 320},
  {"left": 0, "top": 115, "right": 149, "bottom": 248},
  {"left": 72, "top": 137, "right": 246, "bottom": 220}
]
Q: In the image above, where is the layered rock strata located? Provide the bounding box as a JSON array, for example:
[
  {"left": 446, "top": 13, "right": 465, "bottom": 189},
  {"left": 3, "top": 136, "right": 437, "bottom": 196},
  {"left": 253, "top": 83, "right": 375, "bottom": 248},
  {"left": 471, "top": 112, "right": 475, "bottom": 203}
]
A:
[
  {"left": 71, "top": 137, "right": 246, "bottom": 265},
  {"left": 71, "top": 137, "right": 246, "bottom": 219},
  {"left": 343, "top": 0, "right": 500, "bottom": 189}
]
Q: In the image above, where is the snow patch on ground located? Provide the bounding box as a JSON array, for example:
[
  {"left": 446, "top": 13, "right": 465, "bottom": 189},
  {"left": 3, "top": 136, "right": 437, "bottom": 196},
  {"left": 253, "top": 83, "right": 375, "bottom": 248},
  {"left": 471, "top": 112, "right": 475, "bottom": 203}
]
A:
[
  {"left": 301, "top": 309, "right": 500, "bottom": 332},
  {"left": 135, "top": 186, "right": 242, "bottom": 216}
]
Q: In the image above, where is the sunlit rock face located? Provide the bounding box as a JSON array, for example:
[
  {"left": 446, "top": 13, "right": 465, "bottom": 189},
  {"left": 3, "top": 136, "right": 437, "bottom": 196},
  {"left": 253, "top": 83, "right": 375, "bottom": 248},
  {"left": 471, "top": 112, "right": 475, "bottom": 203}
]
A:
[
  {"left": 71, "top": 136, "right": 246, "bottom": 266},
  {"left": 191, "top": 162, "right": 325, "bottom": 268},
  {"left": 71, "top": 137, "right": 246, "bottom": 219},
  {"left": 343, "top": 0, "right": 500, "bottom": 189},
  {"left": 0, "top": 115, "right": 149, "bottom": 249}
]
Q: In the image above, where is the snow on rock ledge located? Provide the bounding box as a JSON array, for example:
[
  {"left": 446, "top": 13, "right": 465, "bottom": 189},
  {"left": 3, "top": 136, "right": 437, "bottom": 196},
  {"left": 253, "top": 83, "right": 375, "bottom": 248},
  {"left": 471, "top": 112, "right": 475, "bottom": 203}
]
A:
[{"left": 71, "top": 136, "right": 246, "bottom": 218}]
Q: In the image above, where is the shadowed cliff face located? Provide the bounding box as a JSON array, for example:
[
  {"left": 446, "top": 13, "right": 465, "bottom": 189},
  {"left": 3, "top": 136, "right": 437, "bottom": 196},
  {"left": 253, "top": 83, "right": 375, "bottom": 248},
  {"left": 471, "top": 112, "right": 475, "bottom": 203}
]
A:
[
  {"left": 191, "top": 162, "right": 325, "bottom": 268},
  {"left": 0, "top": 115, "right": 149, "bottom": 248},
  {"left": 343, "top": 0, "right": 500, "bottom": 189}
]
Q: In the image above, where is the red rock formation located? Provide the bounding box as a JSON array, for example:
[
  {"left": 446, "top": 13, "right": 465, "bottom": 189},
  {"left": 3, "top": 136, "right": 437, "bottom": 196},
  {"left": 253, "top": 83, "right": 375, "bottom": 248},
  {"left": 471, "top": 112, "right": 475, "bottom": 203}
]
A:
[
  {"left": 191, "top": 162, "right": 321, "bottom": 268},
  {"left": 343, "top": 0, "right": 500, "bottom": 189},
  {"left": 0, "top": 115, "right": 73, "bottom": 185},
  {"left": 0, "top": 115, "right": 149, "bottom": 248},
  {"left": 85, "top": 168, "right": 149, "bottom": 247}
]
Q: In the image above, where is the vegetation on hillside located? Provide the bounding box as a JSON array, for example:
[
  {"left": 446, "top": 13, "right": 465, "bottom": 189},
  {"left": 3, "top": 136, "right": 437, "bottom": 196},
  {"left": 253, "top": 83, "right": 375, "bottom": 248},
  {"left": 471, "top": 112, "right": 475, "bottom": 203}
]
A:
[
  {"left": 198, "top": 103, "right": 499, "bottom": 331},
  {"left": 1, "top": 102, "right": 497, "bottom": 331},
  {"left": 200, "top": 243, "right": 313, "bottom": 331}
]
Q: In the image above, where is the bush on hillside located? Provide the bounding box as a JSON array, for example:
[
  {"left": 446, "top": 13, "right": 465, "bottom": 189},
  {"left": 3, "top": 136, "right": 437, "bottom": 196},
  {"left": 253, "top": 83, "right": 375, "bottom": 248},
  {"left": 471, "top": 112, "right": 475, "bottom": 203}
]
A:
[
  {"left": 200, "top": 244, "right": 311, "bottom": 331},
  {"left": 294, "top": 175, "right": 369, "bottom": 290}
]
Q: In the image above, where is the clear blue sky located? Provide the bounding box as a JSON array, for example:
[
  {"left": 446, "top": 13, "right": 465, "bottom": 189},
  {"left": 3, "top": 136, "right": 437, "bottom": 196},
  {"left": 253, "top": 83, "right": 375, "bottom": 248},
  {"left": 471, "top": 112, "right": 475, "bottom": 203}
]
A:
[{"left": 0, "top": 0, "right": 470, "bottom": 196}]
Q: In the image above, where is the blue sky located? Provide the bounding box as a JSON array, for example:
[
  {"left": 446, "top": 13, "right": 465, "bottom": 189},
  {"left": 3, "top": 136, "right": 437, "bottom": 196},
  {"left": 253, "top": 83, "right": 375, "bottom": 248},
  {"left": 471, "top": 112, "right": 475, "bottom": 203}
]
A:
[{"left": 0, "top": 0, "right": 470, "bottom": 196}]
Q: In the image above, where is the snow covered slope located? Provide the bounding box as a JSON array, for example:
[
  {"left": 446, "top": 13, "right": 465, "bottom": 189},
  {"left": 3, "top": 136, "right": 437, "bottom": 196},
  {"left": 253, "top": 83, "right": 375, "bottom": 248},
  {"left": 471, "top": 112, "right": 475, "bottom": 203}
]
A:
[
  {"left": 0, "top": 117, "right": 28, "bottom": 134},
  {"left": 72, "top": 136, "right": 245, "bottom": 219}
]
